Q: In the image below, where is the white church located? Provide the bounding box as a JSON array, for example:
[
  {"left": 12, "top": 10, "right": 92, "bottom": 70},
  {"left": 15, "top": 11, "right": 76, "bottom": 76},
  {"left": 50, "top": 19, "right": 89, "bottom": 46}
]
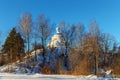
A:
[{"left": 48, "top": 27, "right": 65, "bottom": 48}]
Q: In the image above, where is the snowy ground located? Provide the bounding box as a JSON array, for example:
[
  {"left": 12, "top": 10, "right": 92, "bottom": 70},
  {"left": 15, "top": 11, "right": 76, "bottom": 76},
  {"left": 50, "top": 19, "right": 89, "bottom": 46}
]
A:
[{"left": 0, "top": 73, "right": 119, "bottom": 80}]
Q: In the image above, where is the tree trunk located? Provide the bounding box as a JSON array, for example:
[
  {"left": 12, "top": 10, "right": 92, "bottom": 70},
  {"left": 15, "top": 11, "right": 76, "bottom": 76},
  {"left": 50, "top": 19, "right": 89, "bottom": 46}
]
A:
[
  {"left": 95, "top": 54, "right": 98, "bottom": 75},
  {"left": 41, "top": 26, "right": 45, "bottom": 66},
  {"left": 34, "top": 40, "right": 37, "bottom": 61},
  {"left": 27, "top": 33, "right": 30, "bottom": 55}
]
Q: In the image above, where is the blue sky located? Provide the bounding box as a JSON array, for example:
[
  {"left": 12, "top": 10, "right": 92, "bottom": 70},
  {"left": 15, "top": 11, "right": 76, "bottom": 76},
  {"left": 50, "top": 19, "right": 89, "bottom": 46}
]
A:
[{"left": 0, "top": 0, "right": 120, "bottom": 43}]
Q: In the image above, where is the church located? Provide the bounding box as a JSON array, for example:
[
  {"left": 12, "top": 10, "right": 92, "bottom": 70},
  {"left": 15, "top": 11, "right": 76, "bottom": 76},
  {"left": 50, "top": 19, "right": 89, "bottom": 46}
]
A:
[{"left": 48, "top": 27, "right": 65, "bottom": 48}]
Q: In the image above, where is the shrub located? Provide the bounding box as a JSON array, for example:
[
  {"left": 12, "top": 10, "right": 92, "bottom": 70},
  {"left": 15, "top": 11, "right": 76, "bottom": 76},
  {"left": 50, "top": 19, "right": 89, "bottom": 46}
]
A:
[
  {"left": 72, "top": 56, "right": 91, "bottom": 75},
  {"left": 112, "top": 57, "right": 120, "bottom": 75},
  {"left": 41, "top": 64, "right": 52, "bottom": 74}
]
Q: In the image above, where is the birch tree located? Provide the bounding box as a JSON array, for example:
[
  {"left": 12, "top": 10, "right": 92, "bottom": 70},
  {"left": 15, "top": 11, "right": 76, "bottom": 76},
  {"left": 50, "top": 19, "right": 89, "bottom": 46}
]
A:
[{"left": 19, "top": 12, "right": 32, "bottom": 55}]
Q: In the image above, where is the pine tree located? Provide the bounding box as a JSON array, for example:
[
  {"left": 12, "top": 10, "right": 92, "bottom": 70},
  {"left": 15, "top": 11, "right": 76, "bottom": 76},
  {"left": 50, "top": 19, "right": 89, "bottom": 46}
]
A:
[{"left": 2, "top": 28, "right": 25, "bottom": 63}]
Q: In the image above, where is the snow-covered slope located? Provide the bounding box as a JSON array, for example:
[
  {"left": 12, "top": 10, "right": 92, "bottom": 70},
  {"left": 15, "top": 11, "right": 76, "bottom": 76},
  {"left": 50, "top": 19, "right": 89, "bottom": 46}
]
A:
[{"left": 0, "top": 48, "right": 65, "bottom": 73}]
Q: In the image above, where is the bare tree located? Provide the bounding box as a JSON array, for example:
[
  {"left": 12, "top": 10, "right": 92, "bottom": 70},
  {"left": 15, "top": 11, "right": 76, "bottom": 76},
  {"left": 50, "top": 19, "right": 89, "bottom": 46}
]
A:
[
  {"left": 59, "top": 22, "right": 76, "bottom": 69},
  {"left": 100, "top": 33, "right": 116, "bottom": 66},
  {"left": 0, "top": 31, "right": 3, "bottom": 65},
  {"left": 82, "top": 21, "right": 101, "bottom": 75},
  {"left": 89, "top": 21, "right": 101, "bottom": 75},
  {"left": 75, "top": 23, "right": 85, "bottom": 48},
  {"left": 19, "top": 12, "right": 32, "bottom": 55},
  {"left": 32, "top": 22, "right": 40, "bottom": 61},
  {"left": 36, "top": 14, "right": 52, "bottom": 64},
  {"left": 59, "top": 22, "right": 76, "bottom": 55},
  {"left": 100, "top": 33, "right": 115, "bottom": 53}
]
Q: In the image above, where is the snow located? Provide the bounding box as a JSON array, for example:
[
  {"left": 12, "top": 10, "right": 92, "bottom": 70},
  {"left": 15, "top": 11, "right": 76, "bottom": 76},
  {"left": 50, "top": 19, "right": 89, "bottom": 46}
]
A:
[
  {"left": 0, "top": 73, "right": 119, "bottom": 80},
  {"left": 105, "top": 70, "right": 112, "bottom": 75}
]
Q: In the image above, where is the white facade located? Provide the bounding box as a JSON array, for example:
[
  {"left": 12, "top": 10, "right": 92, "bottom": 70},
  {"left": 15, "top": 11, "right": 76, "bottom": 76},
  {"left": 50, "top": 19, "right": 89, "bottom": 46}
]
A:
[{"left": 48, "top": 27, "right": 65, "bottom": 48}]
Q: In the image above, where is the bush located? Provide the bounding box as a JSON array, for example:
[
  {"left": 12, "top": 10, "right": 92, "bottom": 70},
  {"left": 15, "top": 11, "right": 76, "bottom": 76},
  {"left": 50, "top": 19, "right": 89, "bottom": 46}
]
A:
[
  {"left": 112, "top": 57, "right": 120, "bottom": 75},
  {"left": 72, "top": 56, "right": 91, "bottom": 75},
  {"left": 41, "top": 64, "right": 52, "bottom": 74}
]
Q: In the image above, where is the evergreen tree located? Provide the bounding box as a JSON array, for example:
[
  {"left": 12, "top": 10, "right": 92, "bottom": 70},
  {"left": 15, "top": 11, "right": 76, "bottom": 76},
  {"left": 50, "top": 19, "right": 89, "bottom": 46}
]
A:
[{"left": 2, "top": 28, "right": 25, "bottom": 63}]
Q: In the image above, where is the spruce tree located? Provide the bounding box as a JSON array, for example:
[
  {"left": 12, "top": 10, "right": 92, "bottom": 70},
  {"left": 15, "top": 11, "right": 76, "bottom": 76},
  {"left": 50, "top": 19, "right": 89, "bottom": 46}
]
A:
[{"left": 2, "top": 28, "right": 25, "bottom": 63}]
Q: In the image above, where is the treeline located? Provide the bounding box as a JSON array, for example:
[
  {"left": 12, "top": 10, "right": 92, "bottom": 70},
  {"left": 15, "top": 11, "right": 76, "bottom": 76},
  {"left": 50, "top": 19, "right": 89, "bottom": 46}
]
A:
[{"left": 0, "top": 12, "right": 120, "bottom": 75}]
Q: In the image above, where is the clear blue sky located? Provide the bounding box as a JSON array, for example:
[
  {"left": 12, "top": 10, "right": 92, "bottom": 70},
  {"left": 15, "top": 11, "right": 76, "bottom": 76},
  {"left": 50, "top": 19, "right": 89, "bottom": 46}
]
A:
[{"left": 0, "top": 0, "right": 120, "bottom": 43}]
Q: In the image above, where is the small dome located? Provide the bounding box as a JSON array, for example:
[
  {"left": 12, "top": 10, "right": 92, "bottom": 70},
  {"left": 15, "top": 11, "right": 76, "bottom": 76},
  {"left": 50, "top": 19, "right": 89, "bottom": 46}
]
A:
[{"left": 56, "top": 27, "right": 61, "bottom": 33}]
